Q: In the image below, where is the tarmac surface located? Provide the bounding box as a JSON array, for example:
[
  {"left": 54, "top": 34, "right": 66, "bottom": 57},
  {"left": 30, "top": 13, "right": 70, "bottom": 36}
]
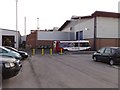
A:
[{"left": 2, "top": 53, "right": 119, "bottom": 88}]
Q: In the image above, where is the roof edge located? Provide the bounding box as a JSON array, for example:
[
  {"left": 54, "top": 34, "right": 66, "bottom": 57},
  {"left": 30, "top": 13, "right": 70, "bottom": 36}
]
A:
[{"left": 58, "top": 20, "right": 71, "bottom": 31}]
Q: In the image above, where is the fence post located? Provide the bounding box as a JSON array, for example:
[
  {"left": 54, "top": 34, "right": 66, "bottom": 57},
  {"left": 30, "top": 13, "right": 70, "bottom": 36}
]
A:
[
  {"left": 50, "top": 48, "right": 52, "bottom": 55},
  {"left": 42, "top": 48, "right": 44, "bottom": 55},
  {"left": 60, "top": 48, "right": 63, "bottom": 55},
  {"left": 32, "top": 49, "right": 35, "bottom": 55}
]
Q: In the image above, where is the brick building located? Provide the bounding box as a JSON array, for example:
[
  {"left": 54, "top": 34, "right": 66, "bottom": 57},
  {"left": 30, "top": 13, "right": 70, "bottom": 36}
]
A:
[{"left": 26, "top": 30, "right": 71, "bottom": 48}]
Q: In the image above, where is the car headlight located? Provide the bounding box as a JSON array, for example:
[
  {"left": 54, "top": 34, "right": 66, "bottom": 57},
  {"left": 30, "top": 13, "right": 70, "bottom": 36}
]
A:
[
  {"left": 25, "top": 53, "right": 28, "bottom": 55},
  {"left": 4, "top": 62, "right": 15, "bottom": 68}
]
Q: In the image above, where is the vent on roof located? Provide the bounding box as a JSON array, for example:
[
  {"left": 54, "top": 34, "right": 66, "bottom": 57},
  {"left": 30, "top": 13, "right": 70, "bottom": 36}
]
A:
[{"left": 71, "top": 15, "right": 80, "bottom": 19}]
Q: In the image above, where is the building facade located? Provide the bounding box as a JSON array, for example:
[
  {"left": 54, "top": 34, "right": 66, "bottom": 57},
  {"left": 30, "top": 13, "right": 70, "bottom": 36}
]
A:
[
  {"left": 0, "top": 28, "right": 21, "bottom": 49},
  {"left": 26, "top": 30, "right": 71, "bottom": 48},
  {"left": 58, "top": 11, "right": 120, "bottom": 50}
]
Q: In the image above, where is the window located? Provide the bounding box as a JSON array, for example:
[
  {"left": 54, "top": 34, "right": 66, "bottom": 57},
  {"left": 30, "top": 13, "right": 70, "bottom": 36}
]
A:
[
  {"left": 80, "top": 42, "right": 89, "bottom": 47},
  {"left": 0, "top": 48, "right": 2, "bottom": 53},
  {"left": 74, "top": 43, "right": 78, "bottom": 47},
  {"left": 111, "top": 49, "right": 116, "bottom": 54},
  {"left": 98, "top": 48, "right": 105, "bottom": 53},
  {"left": 0, "top": 48, "right": 8, "bottom": 53},
  {"left": 60, "top": 43, "right": 71, "bottom": 47},
  {"left": 116, "top": 48, "right": 120, "bottom": 56},
  {"left": 104, "top": 48, "right": 111, "bottom": 54}
]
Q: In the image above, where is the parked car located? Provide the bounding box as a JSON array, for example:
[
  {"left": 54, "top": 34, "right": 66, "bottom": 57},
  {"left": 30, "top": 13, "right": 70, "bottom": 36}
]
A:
[
  {"left": 92, "top": 47, "right": 120, "bottom": 65},
  {"left": 0, "top": 56, "right": 22, "bottom": 79},
  {"left": 4, "top": 46, "right": 28, "bottom": 60},
  {"left": 0, "top": 46, "right": 22, "bottom": 60}
]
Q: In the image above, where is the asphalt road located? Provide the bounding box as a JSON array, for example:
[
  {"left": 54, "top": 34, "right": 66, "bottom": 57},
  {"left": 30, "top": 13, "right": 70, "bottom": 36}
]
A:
[
  {"left": 2, "top": 58, "right": 40, "bottom": 88},
  {"left": 2, "top": 54, "right": 119, "bottom": 88}
]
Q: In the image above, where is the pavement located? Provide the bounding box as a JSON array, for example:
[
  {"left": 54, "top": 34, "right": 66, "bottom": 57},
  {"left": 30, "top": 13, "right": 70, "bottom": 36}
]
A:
[{"left": 2, "top": 58, "right": 40, "bottom": 88}]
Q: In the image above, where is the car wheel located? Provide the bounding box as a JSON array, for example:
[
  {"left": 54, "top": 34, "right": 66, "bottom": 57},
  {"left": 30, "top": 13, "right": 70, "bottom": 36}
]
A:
[
  {"left": 93, "top": 57, "right": 98, "bottom": 62},
  {"left": 109, "top": 60, "right": 114, "bottom": 65}
]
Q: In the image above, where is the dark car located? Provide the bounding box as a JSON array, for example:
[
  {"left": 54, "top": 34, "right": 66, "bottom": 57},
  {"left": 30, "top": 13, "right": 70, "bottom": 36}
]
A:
[
  {"left": 92, "top": 47, "right": 120, "bottom": 65},
  {"left": 4, "top": 46, "right": 28, "bottom": 60},
  {"left": 0, "top": 56, "right": 22, "bottom": 79}
]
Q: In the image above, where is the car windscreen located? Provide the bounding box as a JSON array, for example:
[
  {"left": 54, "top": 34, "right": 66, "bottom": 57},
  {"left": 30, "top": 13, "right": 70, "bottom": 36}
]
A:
[
  {"left": 5, "top": 47, "right": 18, "bottom": 52},
  {"left": 60, "top": 43, "right": 73, "bottom": 48},
  {"left": 0, "top": 46, "right": 11, "bottom": 52}
]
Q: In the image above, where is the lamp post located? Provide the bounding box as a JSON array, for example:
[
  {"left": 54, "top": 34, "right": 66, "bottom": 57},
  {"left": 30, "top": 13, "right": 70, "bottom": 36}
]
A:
[
  {"left": 16, "top": 0, "right": 18, "bottom": 32},
  {"left": 16, "top": 0, "right": 18, "bottom": 48},
  {"left": 24, "top": 16, "right": 26, "bottom": 36},
  {"left": 37, "top": 17, "right": 39, "bottom": 30}
]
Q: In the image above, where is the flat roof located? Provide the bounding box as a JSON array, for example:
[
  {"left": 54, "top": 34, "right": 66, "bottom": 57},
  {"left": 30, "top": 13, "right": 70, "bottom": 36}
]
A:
[{"left": 0, "top": 28, "right": 19, "bottom": 33}]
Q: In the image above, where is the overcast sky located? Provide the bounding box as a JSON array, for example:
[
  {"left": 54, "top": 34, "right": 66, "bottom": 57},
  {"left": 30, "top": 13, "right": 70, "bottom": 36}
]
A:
[{"left": 0, "top": 0, "right": 119, "bottom": 35}]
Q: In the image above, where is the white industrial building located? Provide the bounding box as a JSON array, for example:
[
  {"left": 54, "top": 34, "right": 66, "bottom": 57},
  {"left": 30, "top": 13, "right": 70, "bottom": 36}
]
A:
[
  {"left": 26, "top": 11, "right": 120, "bottom": 50},
  {"left": 0, "top": 28, "right": 21, "bottom": 49},
  {"left": 58, "top": 11, "right": 120, "bottom": 50}
]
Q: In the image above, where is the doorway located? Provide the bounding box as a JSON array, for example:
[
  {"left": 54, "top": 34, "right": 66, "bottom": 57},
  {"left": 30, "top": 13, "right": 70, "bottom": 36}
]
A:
[{"left": 2, "top": 36, "right": 15, "bottom": 47}]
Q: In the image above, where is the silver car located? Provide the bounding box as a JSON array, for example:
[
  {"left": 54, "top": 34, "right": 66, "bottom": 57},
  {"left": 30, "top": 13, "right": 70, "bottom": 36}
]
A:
[{"left": 0, "top": 46, "right": 22, "bottom": 60}]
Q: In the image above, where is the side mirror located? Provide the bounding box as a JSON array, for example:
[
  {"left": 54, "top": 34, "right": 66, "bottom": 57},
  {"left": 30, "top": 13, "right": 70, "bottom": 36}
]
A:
[{"left": 97, "top": 51, "right": 100, "bottom": 53}]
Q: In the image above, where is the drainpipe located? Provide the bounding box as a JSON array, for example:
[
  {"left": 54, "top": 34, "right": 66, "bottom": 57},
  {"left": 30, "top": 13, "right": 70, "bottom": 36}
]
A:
[{"left": 94, "top": 16, "right": 97, "bottom": 51}]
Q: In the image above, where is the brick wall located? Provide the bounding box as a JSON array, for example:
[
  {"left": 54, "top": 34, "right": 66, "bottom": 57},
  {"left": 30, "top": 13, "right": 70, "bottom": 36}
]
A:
[
  {"left": 88, "top": 38, "right": 119, "bottom": 50},
  {"left": 36, "top": 40, "right": 54, "bottom": 48},
  {"left": 26, "top": 31, "right": 37, "bottom": 48}
]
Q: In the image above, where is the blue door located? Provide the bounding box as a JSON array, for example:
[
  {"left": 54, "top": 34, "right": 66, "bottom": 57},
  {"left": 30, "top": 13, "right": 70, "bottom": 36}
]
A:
[
  {"left": 76, "top": 31, "right": 83, "bottom": 40},
  {"left": 76, "top": 32, "right": 78, "bottom": 40}
]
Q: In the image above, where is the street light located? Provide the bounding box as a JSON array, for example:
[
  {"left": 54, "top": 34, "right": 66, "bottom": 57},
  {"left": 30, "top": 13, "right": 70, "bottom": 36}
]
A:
[
  {"left": 37, "top": 17, "right": 39, "bottom": 30},
  {"left": 15, "top": 0, "right": 18, "bottom": 48},
  {"left": 16, "top": 0, "right": 18, "bottom": 32}
]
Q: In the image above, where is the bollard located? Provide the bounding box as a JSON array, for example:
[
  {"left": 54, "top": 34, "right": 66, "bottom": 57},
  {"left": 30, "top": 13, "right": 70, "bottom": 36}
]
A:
[
  {"left": 60, "top": 48, "right": 63, "bottom": 55},
  {"left": 32, "top": 49, "right": 35, "bottom": 55},
  {"left": 50, "top": 48, "right": 52, "bottom": 55},
  {"left": 42, "top": 48, "right": 44, "bottom": 55}
]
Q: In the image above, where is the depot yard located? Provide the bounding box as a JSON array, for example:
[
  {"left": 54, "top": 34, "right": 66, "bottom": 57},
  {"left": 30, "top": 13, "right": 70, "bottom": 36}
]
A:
[{"left": 2, "top": 52, "right": 119, "bottom": 88}]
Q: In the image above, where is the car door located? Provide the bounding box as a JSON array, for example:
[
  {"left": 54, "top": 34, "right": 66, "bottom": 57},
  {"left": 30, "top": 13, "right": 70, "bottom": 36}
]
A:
[
  {"left": 113, "top": 48, "right": 120, "bottom": 62},
  {"left": 101, "top": 48, "right": 112, "bottom": 62},
  {"left": 96, "top": 48, "right": 105, "bottom": 60}
]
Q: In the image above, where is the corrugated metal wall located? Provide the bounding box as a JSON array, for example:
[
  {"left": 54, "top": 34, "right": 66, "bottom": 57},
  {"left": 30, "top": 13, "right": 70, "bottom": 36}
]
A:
[{"left": 37, "top": 31, "right": 71, "bottom": 40}]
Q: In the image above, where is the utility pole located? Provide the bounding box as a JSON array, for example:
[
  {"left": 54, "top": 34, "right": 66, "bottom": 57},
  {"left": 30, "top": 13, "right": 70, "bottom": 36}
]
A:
[
  {"left": 24, "top": 17, "right": 26, "bottom": 36},
  {"left": 94, "top": 16, "right": 97, "bottom": 51},
  {"left": 16, "top": 0, "right": 18, "bottom": 32},
  {"left": 16, "top": 0, "right": 18, "bottom": 48}
]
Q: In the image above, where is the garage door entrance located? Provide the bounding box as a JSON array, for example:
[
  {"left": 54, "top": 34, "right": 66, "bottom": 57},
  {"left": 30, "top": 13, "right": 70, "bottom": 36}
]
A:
[{"left": 2, "top": 36, "right": 15, "bottom": 47}]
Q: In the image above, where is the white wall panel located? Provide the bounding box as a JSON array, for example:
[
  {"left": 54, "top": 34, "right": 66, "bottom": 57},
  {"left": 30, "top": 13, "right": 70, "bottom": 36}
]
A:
[
  {"left": 74, "top": 18, "right": 94, "bottom": 39},
  {"left": 37, "top": 31, "right": 70, "bottom": 40},
  {"left": 0, "top": 29, "right": 20, "bottom": 48},
  {"left": 61, "top": 20, "right": 80, "bottom": 33},
  {"left": 97, "top": 17, "right": 118, "bottom": 38},
  {"left": 61, "top": 28, "right": 70, "bottom": 32}
]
